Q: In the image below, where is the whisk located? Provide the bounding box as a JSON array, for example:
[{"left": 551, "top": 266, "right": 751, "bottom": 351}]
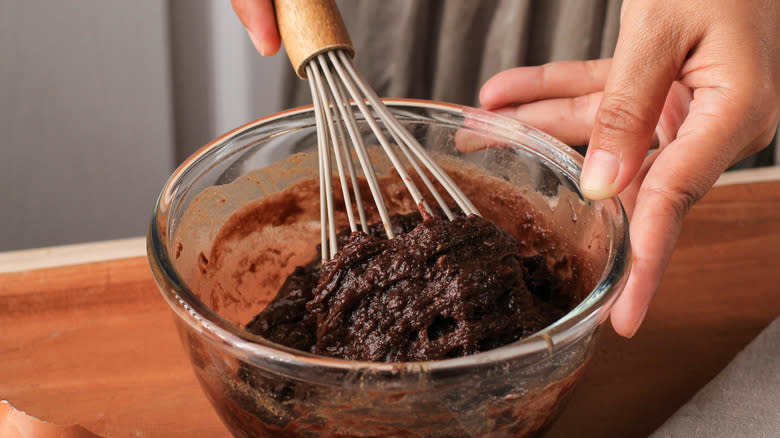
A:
[{"left": 275, "top": 0, "right": 479, "bottom": 260}]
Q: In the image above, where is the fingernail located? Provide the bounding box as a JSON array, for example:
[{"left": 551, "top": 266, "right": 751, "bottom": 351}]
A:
[
  {"left": 491, "top": 106, "right": 522, "bottom": 121},
  {"left": 581, "top": 150, "right": 620, "bottom": 199},
  {"left": 247, "top": 30, "right": 265, "bottom": 56},
  {"left": 626, "top": 305, "right": 649, "bottom": 338},
  {"left": 493, "top": 107, "right": 515, "bottom": 117}
]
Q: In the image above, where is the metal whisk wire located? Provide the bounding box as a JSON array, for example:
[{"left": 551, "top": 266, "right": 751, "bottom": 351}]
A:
[{"left": 305, "top": 50, "right": 479, "bottom": 260}]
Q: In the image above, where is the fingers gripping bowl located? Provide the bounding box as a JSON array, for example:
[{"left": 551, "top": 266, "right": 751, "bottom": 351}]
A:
[{"left": 147, "top": 100, "right": 630, "bottom": 437}]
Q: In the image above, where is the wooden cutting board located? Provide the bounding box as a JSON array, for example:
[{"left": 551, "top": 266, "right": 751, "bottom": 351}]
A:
[{"left": 2, "top": 171, "right": 779, "bottom": 438}]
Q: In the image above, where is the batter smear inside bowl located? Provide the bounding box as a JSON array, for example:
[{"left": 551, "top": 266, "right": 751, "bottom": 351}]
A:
[{"left": 247, "top": 210, "right": 577, "bottom": 362}]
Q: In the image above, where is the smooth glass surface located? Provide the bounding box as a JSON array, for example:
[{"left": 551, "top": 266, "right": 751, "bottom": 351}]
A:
[{"left": 148, "top": 100, "right": 630, "bottom": 437}]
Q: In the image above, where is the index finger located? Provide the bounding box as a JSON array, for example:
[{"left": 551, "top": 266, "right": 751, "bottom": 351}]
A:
[
  {"left": 580, "top": 2, "right": 702, "bottom": 199},
  {"left": 480, "top": 59, "right": 611, "bottom": 110},
  {"left": 232, "top": 0, "right": 281, "bottom": 56}
]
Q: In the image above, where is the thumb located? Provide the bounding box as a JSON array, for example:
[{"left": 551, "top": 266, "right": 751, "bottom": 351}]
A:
[
  {"left": 231, "top": 0, "right": 281, "bottom": 56},
  {"left": 581, "top": 7, "right": 696, "bottom": 199}
]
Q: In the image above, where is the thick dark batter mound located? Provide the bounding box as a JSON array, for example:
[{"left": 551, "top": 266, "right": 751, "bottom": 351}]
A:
[{"left": 246, "top": 212, "right": 571, "bottom": 362}]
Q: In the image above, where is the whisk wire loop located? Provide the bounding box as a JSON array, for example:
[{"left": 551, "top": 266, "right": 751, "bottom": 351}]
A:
[
  {"left": 326, "top": 52, "right": 433, "bottom": 216},
  {"left": 310, "top": 61, "right": 357, "bottom": 237},
  {"left": 332, "top": 79, "right": 370, "bottom": 233},
  {"left": 306, "top": 49, "right": 480, "bottom": 259},
  {"left": 335, "top": 51, "right": 480, "bottom": 217},
  {"left": 306, "top": 64, "right": 338, "bottom": 259}
]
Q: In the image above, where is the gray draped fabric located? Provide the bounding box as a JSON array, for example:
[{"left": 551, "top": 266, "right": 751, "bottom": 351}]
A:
[
  {"left": 279, "top": 0, "right": 775, "bottom": 168},
  {"left": 650, "top": 317, "right": 780, "bottom": 438},
  {"left": 282, "top": 0, "right": 623, "bottom": 107}
]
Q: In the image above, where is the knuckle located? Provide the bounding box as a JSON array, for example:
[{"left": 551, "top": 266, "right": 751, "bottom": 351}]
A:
[
  {"left": 723, "top": 73, "right": 780, "bottom": 153},
  {"left": 582, "top": 59, "right": 606, "bottom": 85},
  {"left": 642, "top": 183, "right": 705, "bottom": 225},
  {"left": 570, "top": 94, "right": 595, "bottom": 122},
  {"left": 752, "top": 88, "right": 780, "bottom": 135},
  {"left": 538, "top": 62, "right": 555, "bottom": 92},
  {"left": 594, "top": 96, "right": 656, "bottom": 141}
]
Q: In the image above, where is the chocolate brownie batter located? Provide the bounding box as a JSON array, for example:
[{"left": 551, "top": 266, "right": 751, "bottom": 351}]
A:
[
  {"left": 175, "top": 156, "right": 600, "bottom": 437},
  {"left": 246, "top": 211, "right": 571, "bottom": 362}
]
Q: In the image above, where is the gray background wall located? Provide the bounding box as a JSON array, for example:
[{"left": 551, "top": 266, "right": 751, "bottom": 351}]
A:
[
  {"left": 2, "top": 1, "right": 776, "bottom": 252},
  {"left": 0, "top": 0, "right": 285, "bottom": 251}
]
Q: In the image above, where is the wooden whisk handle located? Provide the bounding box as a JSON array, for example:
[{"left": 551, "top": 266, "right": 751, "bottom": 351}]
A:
[{"left": 274, "top": 0, "right": 355, "bottom": 79}]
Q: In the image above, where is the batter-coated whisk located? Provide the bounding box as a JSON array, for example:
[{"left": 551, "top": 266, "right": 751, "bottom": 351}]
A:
[{"left": 275, "top": 0, "right": 479, "bottom": 260}]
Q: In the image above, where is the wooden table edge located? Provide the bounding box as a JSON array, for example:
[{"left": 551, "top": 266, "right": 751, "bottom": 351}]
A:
[
  {"left": 1, "top": 166, "right": 778, "bottom": 275},
  {"left": 0, "top": 237, "right": 146, "bottom": 274}
]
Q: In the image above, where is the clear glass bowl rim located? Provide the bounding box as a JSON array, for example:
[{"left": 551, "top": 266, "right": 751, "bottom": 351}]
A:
[{"left": 147, "top": 98, "right": 630, "bottom": 376}]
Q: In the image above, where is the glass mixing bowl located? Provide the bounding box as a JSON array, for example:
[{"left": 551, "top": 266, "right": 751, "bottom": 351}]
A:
[{"left": 148, "top": 100, "right": 630, "bottom": 437}]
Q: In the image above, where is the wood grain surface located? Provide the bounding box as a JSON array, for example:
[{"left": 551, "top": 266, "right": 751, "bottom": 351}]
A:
[
  {"left": 275, "top": 0, "right": 355, "bottom": 78},
  {"left": 1, "top": 178, "right": 779, "bottom": 438}
]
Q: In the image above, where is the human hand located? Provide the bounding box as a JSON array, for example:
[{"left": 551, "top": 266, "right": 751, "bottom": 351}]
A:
[
  {"left": 480, "top": 0, "right": 779, "bottom": 337},
  {"left": 231, "top": 0, "right": 281, "bottom": 56}
]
